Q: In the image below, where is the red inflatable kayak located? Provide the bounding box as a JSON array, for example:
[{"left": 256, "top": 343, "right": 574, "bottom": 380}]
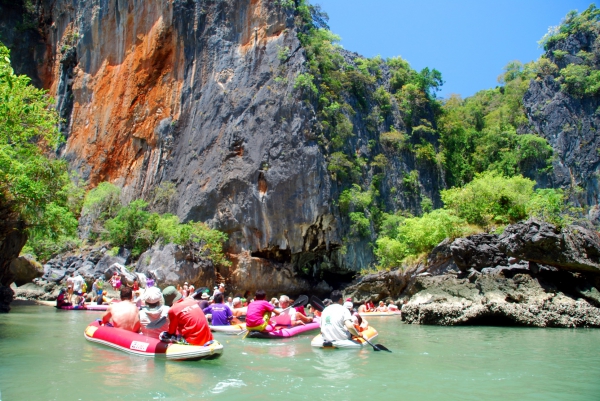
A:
[{"left": 84, "top": 321, "right": 223, "bottom": 361}]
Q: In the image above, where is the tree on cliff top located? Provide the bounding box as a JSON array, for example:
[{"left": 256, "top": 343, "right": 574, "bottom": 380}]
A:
[{"left": 0, "top": 43, "right": 79, "bottom": 260}]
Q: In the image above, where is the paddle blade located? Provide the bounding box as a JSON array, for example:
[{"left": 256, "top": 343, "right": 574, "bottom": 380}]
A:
[
  {"left": 146, "top": 315, "right": 167, "bottom": 329},
  {"left": 310, "top": 295, "right": 325, "bottom": 312},
  {"left": 291, "top": 295, "right": 309, "bottom": 308},
  {"left": 375, "top": 344, "right": 392, "bottom": 352}
]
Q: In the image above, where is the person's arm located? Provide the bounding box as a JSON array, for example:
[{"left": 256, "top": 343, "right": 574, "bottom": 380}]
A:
[
  {"left": 344, "top": 319, "right": 361, "bottom": 337},
  {"left": 167, "top": 309, "right": 177, "bottom": 335},
  {"left": 101, "top": 306, "right": 112, "bottom": 325}
]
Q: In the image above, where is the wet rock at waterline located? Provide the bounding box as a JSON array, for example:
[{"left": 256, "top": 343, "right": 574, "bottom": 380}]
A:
[{"left": 401, "top": 273, "right": 600, "bottom": 327}]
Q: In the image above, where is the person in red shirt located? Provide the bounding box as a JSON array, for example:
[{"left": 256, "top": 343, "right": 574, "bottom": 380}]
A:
[{"left": 160, "top": 286, "right": 213, "bottom": 346}]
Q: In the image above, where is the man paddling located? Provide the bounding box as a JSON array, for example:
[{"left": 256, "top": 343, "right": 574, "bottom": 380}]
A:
[
  {"left": 320, "top": 290, "right": 362, "bottom": 343},
  {"left": 101, "top": 286, "right": 141, "bottom": 332}
]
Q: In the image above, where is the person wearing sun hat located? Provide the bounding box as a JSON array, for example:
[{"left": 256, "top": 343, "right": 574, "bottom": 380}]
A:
[
  {"left": 192, "top": 288, "right": 210, "bottom": 309},
  {"left": 139, "top": 286, "right": 170, "bottom": 338},
  {"left": 160, "top": 286, "right": 213, "bottom": 345}
]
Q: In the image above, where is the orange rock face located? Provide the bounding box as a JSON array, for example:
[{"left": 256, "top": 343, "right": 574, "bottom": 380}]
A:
[
  {"left": 40, "top": 0, "right": 288, "bottom": 189},
  {"left": 46, "top": 1, "right": 184, "bottom": 187}
]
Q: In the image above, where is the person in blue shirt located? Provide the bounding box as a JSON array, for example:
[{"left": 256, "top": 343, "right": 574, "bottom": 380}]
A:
[{"left": 203, "top": 293, "right": 233, "bottom": 326}]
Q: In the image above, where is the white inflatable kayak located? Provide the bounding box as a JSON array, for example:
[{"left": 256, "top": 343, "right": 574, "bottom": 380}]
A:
[{"left": 310, "top": 326, "right": 378, "bottom": 349}]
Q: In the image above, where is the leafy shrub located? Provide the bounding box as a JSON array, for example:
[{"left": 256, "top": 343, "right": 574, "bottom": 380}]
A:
[
  {"left": 294, "top": 73, "right": 318, "bottom": 96},
  {"left": 81, "top": 182, "right": 122, "bottom": 234},
  {"left": 349, "top": 212, "right": 371, "bottom": 237},
  {"left": 373, "top": 86, "right": 392, "bottom": 114},
  {"left": 176, "top": 221, "right": 230, "bottom": 267},
  {"left": 375, "top": 209, "right": 469, "bottom": 269},
  {"left": 538, "top": 5, "right": 600, "bottom": 50},
  {"left": 441, "top": 171, "right": 534, "bottom": 227},
  {"left": 414, "top": 141, "right": 437, "bottom": 163},
  {"left": 0, "top": 44, "right": 82, "bottom": 261},
  {"left": 327, "top": 152, "right": 353, "bottom": 180},
  {"left": 402, "top": 170, "right": 420, "bottom": 194},
  {"left": 380, "top": 130, "right": 407, "bottom": 151},
  {"left": 104, "top": 199, "right": 150, "bottom": 255},
  {"left": 338, "top": 184, "right": 373, "bottom": 213},
  {"left": 560, "top": 64, "right": 600, "bottom": 97},
  {"left": 371, "top": 154, "right": 388, "bottom": 169},
  {"left": 525, "top": 188, "right": 579, "bottom": 227}
]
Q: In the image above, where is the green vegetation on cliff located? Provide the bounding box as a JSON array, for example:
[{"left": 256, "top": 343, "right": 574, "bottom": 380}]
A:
[
  {"left": 81, "top": 182, "right": 230, "bottom": 266},
  {"left": 0, "top": 43, "right": 82, "bottom": 260},
  {"left": 375, "top": 173, "right": 577, "bottom": 269},
  {"left": 0, "top": 43, "right": 230, "bottom": 265}
]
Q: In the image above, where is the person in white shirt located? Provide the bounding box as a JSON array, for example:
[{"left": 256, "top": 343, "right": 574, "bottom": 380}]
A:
[
  {"left": 320, "top": 291, "right": 361, "bottom": 342},
  {"left": 213, "top": 283, "right": 225, "bottom": 297},
  {"left": 70, "top": 273, "right": 84, "bottom": 305}
]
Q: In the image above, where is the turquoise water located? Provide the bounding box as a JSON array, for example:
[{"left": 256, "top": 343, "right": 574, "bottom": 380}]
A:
[{"left": 1, "top": 304, "right": 599, "bottom": 400}]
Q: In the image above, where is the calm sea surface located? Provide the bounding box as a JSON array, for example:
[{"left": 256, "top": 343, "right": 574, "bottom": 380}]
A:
[{"left": 0, "top": 303, "right": 599, "bottom": 401}]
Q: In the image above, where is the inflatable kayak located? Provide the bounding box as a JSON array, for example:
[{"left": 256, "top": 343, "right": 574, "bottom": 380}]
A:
[
  {"left": 360, "top": 311, "right": 401, "bottom": 317},
  {"left": 84, "top": 321, "right": 223, "bottom": 361},
  {"left": 248, "top": 319, "right": 321, "bottom": 339},
  {"left": 310, "top": 326, "right": 378, "bottom": 349},
  {"left": 210, "top": 323, "right": 246, "bottom": 334},
  {"left": 57, "top": 304, "right": 109, "bottom": 311}
]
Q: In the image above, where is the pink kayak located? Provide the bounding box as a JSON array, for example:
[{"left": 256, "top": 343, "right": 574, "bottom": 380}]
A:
[
  {"left": 56, "top": 303, "right": 109, "bottom": 311},
  {"left": 248, "top": 319, "right": 321, "bottom": 339}
]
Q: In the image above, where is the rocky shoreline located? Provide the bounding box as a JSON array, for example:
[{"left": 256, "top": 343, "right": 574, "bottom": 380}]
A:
[
  {"left": 9, "top": 219, "right": 600, "bottom": 328},
  {"left": 343, "top": 219, "right": 600, "bottom": 328}
]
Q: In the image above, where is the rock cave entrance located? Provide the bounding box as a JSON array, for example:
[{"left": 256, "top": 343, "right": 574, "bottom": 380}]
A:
[{"left": 251, "top": 247, "right": 292, "bottom": 263}]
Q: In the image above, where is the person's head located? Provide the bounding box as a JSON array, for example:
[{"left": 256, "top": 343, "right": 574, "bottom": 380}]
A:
[
  {"left": 184, "top": 282, "right": 188, "bottom": 287},
  {"left": 323, "top": 298, "right": 332, "bottom": 307},
  {"left": 120, "top": 286, "right": 133, "bottom": 301},
  {"left": 71, "top": 272, "right": 76, "bottom": 277},
  {"left": 379, "top": 301, "right": 385, "bottom": 306},
  {"left": 389, "top": 300, "right": 396, "bottom": 305},
  {"left": 103, "top": 290, "right": 107, "bottom": 295},
  {"left": 214, "top": 293, "right": 224, "bottom": 304},
  {"left": 232, "top": 297, "right": 241, "bottom": 307},
  {"left": 227, "top": 296, "right": 232, "bottom": 303},
  {"left": 142, "top": 287, "right": 164, "bottom": 311},
  {"left": 330, "top": 290, "right": 344, "bottom": 304},
  {"left": 219, "top": 283, "right": 225, "bottom": 290},
  {"left": 134, "top": 278, "right": 138, "bottom": 283},
  {"left": 113, "top": 271, "right": 118, "bottom": 276},
  {"left": 255, "top": 289, "right": 266, "bottom": 300},
  {"left": 343, "top": 301, "right": 353, "bottom": 310},
  {"left": 270, "top": 297, "right": 279, "bottom": 307},
  {"left": 162, "top": 286, "right": 183, "bottom": 306},
  {"left": 279, "top": 295, "right": 290, "bottom": 308}
]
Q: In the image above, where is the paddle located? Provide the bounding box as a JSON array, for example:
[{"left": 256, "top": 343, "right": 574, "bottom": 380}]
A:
[
  {"left": 310, "top": 295, "right": 325, "bottom": 312},
  {"left": 146, "top": 315, "right": 167, "bottom": 330},
  {"left": 310, "top": 295, "right": 391, "bottom": 352},
  {"left": 238, "top": 295, "right": 309, "bottom": 336}
]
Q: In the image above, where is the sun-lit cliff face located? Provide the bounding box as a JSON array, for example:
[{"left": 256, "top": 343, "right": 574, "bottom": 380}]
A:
[
  {"left": 4, "top": 0, "right": 444, "bottom": 282},
  {"left": 42, "top": 1, "right": 183, "bottom": 190}
]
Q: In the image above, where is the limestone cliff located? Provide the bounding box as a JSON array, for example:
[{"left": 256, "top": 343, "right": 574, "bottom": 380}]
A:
[
  {"left": 0, "top": 0, "right": 444, "bottom": 287},
  {"left": 523, "top": 29, "right": 600, "bottom": 207}
]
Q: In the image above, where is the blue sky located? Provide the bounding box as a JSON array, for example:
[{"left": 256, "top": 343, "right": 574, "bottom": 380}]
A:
[{"left": 314, "top": 0, "right": 593, "bottom": 98}]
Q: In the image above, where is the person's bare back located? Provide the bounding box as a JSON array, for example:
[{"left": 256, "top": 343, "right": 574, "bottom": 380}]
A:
[{"left": 101, "top": 287, "right": 140, "bottom": 332}]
